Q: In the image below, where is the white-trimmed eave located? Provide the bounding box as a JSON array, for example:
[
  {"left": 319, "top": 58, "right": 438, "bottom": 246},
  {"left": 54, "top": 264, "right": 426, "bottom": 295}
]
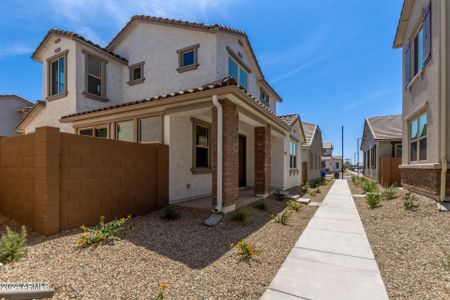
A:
[
  {"left": 393, "top": 0, "right": 415, "bottom": 49},
  {"left": 16, "top": 103, "right": 45, "bottom": 133}
]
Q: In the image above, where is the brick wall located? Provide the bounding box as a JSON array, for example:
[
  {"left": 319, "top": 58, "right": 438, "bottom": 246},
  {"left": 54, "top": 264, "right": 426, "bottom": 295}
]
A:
[
  {"left": 401, "top": 168, "right": 440, "bottom": 199},
  {"left": 254, "top": 125, "right": 271, "bottom": 195},
  {"left": 0, "top": 127, "right": 168, "bottom": 235}
]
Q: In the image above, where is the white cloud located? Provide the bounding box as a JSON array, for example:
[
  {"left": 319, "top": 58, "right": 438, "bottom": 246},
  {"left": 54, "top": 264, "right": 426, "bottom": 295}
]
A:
[
  {"left": 0, "top": 43, "right": 33, "bottom": 58},
  {"left": 342, "top": 90, "right": 388, "bottom": 111}
]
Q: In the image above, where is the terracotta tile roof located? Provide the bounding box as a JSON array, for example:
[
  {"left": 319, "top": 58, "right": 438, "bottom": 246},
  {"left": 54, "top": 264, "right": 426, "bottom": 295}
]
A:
[
  {"left": 32, "top": 29, "right": 128, "bottom": 63},
  {"left": 61, "top": 77, "right": 282, "bottom": 126},
  {"left": 323, "top": 142, "right": 333, "bottom": 149},
  {"left": 301, "top": 122, "right": 318, "bottom": 146},
  {"left": 277, "top": 114, "right": 299, "bottom": 127},
  {"left": 106, "top": 15, "right": 282, "bottom": 102},
  {"left": 366, "top": 114, "right": 402, "bottom": 140}
]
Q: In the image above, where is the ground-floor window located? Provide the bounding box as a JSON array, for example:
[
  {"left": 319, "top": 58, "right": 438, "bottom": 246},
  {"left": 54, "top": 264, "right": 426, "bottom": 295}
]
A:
[
  {"left": 78, "top": 126, "right": 108, "bottom": 138},
  {"left": 192, "top": 118, "right": 211, "bottom": 171},
  {"left": 290, "top": 141, "right": 297, "bottom": 169},
  {"left": 410, "top": 112, "right": 427, "bottom": 162},
  {"left": 116, "top": 120, "right": 134, "bottom": 142},
  {"left": 139, "top": 116, "right": 161, "bottom": 143},
  {"left": 371, "top": 145, "right": 377, "bottom": 169}
]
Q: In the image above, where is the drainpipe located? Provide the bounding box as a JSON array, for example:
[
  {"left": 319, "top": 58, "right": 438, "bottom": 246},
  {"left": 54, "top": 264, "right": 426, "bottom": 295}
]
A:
[
  {"left": 440, "top": 0, "right": 448, "bottom": 202},
  {"left": 212, "top": 95, "right": 223, "bottom": 211}
]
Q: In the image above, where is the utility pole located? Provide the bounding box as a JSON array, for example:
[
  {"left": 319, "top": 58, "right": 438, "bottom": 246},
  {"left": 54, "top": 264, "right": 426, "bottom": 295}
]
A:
[{"left": 341, "top": 126, "right": 344, "bottom": 179}]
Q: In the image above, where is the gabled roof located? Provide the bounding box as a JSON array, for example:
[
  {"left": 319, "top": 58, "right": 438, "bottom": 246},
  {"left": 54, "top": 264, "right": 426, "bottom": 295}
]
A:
[
  {"left": 106, "top": 15, "right": 282, "bottom": 102},
  {"left": 365, "top": 114, "right": 403, "bottom": 140},
  {"left": 301, "top": 121, "right": 319, "bottom": 147},
  {"left": 32, "top": 29, "right": 128, "bottom": 64},
  {"left": 393, "top": 0, "right": 414, "bottom": 48},
  {"left": 323, "top": 142, "right": 333, "bottom": 150},
  {"left": 15, "top": 100, "right": 46, "bottom": 133},
  {"left": 277, "top": 114, "right": 299, "bottom": 127},
  {"left": 0, "top": 94, "right": 33, "bottom": 106}
]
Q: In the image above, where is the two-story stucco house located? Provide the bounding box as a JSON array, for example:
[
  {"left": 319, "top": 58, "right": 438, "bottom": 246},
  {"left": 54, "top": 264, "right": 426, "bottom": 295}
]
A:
[
  {"left": 321, "top": 142, "right": 334, "bottom": 173},
  {"left": 394, "top": 0, "right": 449, "bottom": 201},
  {"left": 16, "top": 16, "right": 308, "bottom": 212},
  {"left": 0, "top": 95, "right": 32, "bottom": 136},
  {"left": 361, "top": 115, "right": 402, "bottom": 185},
  {"left": 300, "top": 121, "right": 323, "bottom": 183}
]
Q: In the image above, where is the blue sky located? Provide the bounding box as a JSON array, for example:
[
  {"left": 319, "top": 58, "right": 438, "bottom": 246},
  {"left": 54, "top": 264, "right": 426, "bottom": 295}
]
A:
[{"left": 0, "top": 0, "right": 403, "bottom": 161}]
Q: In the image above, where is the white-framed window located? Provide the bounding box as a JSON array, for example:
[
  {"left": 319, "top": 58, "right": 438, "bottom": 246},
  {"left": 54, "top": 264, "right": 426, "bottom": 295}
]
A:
[
  {"left": 115, "top": 120, "right": 134, "bottom": 142},
  {"left": 228, "top": 57, "right": 248, "bottom": 89},
  {"left": 78, "top": 126, "right": 108, "bottom": 139},
  {"left": 139, "top": 116, "right": 161, "bottom": 143},
  {"left": 289, "top": 141, "right": 297, "bottom": 169},
  {"left": 410, "top": 112, "right": 427, "bottom": 162},
  {"left": 192, "top": 118, "right": 211, "bottom": 172}
]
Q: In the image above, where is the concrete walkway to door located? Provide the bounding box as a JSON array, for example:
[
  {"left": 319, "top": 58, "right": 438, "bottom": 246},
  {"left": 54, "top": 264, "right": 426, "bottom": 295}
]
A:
[{"left": 261, "top": 179, "right": 389, "bottom": 300}]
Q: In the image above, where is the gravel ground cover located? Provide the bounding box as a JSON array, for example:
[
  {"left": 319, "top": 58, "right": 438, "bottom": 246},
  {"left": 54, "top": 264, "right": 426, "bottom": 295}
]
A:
[
  {"left": 288, "top": 179, "right": 334, "bottom": 203},
  {"left": 349, "top": 180, "right": 450, "bottom": 300},
  {"left": 0, "top": 182, "right": 334, "bottom": 300}
]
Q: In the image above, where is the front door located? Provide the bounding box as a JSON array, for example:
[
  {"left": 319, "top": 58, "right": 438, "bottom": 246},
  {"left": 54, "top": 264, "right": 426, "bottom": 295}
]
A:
[
  {"left": 239, "top": 135, "right": 247, "bottom": 188},
  {"left": 302, "top": 161, "right": 308, "bottom": 184}
]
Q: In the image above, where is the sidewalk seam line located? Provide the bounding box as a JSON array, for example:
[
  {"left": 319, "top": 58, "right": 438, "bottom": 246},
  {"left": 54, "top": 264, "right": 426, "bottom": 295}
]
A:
[
  {"left": 294, "top": 246, "right": 375, "bottom": 261},
  {"left": 267, "top": 288, "right": 312, "bottom": 300}
]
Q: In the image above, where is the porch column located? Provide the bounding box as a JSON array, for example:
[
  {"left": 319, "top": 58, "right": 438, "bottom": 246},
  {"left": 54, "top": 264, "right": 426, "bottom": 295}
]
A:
[
  {"left": 212, "top": 99, "right": 239, "bottom": 212},
  {"left": 254, "top": 125, "right": 271, "bottom": 195}
]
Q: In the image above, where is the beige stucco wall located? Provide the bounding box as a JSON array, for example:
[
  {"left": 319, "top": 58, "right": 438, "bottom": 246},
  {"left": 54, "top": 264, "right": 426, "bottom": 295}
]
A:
[
  {"left": 302, "top": 128, "right": 322, "bottom": 181},
  {"left": 283, "top": 123, "right": 302, "bottom": 189},
  {"left": 271, "top": 134, "right": 284, "bottom": 189},
  {"left": 0, "top": 98, "right": 29, "bottom": 136}
]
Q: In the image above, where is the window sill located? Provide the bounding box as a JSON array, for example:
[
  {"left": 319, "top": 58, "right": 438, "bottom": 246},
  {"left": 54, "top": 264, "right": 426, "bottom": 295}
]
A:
[
  {"left": 127, "top": 78, "right": 146, "bottom": 86},
  {"left": 407, "top": 68, "right": 425, "bottom": 92},
  {"left": 46, "top": 91, "right": 68, "bottom": 101},
  {"left": 177, "top": 63, "right": 199, "bottom": 73},
  {"left": 191, "top": 168, "right": 211, "bottom": 174},
  {"left": 82, "top": 92, "right": 109, "bottom": 102}
]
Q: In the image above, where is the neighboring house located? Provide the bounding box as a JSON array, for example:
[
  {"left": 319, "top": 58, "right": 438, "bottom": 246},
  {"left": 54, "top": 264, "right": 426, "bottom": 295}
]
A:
[
  {"left": 394, "top": 0, "right": 449, "bottom": 201},
  {"left": 322, "top": 142, "right": 334, "bottom": 173},
  {"left": 16, "top": 16, "right": 308, "bottom": 212},
  {"left": 0, "top": 95, "right": 32, "bottom": 136},
  {"left": 300, "top": 121, "right": 323, "bottom": 183},
  {"left": 360, "top": 115, "right": 402, "bottom": 184},
  {"left": 331, "top": 156, "right": 342, "bottom": 173}
]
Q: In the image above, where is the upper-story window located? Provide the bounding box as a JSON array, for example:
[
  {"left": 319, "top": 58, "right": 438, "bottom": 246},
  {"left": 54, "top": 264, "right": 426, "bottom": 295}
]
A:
[
  {"left": 83, "top": 50, "right": 107, "bottom": 101},
  {"left": 177, "top": 44, "right": 199, "bottom": 73},
  {"left": 410, "top": 112, "right": 427, "bottom": 162},
  {"left": 405, "top": 4, "right": 431, "bottom": 87},
  {"left": 47, "top": 50, "right": 68, "bottom": 100},
  {"left": 228, "top": 57, "right": 248, "bottom": 89},
  {"left": 260, "top": 89, "right": 270, "bottom": 106},
  {"left": 128, "top": 62, "right": 145, "bottom": 86}
]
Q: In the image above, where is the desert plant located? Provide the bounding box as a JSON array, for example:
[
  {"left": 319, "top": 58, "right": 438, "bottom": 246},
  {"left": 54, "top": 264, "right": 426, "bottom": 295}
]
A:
[
  {"left": 287, "top": 200, "right": 302, "bottom": 212},
  {"left": 309, "top": 178, "right": 325, "bottom": 188},
  {"left": 253, "top": 200, "right": 267, "bottom": 211},
  {"left": 156, "top": 283, "right": 168, "bottom": 300},
  {"left": 0, "top": 226, "right": 27, "bottom": 264},
  {"left": 161, "top": 206, "right": 180, "bottom": 221},
  {"left": 382, "top": 184, "right": 399, "bottom": 200},
  {"left": 366, "top": 192, "right": 381, "bottom": 209},
  {"left": 403, "top": 192, "right": 417, "bottom": 210},
  {"left": 274, "top": 211, "right": 290, "bottom": 225},
  {"left": 230, "top": 210, "right": 249, "bottom": 223},
  {"left": 78, "top": 215, "right": 131, "bottom": 247},
  {"left": 308, "top": 190, "right": 318, "bottom": 197},
  {"left": 231, "top": 240, "right": 257, "bottom": 259},
  {"left": 361, "top": 180, "right": 379, "bottom": 194}
]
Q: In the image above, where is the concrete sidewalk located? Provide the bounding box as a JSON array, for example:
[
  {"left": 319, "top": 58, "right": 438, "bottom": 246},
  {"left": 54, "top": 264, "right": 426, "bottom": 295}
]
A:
[{"left": 262, "top": 179, "right": 389, "bottom": 300}]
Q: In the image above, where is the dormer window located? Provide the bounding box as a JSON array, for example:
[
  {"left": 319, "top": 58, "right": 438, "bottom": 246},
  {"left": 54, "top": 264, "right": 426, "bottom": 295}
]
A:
[
  {"left": 177, "top": 44, "right": 199, "bottom": 73},
  {"left": 260, "top": 89, "right": 270, "bottom": 106},
  {"left": 128, "top": 62, "right": 145, "bottom": 86},
  {"left": 82, "top": 50, "right": 107, "bottom": 102},
  {"left": 46, "top": 50, "right": 68, "bottom": 101}
]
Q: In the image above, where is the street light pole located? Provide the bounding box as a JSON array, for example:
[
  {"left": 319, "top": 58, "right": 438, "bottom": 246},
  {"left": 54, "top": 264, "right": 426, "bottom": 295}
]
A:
[{"left": 341, "top": 125, "right": 344, "bottom": 179}]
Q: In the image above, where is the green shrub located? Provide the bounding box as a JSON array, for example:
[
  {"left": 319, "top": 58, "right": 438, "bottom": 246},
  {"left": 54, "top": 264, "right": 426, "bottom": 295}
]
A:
[
  {"left": 78, "top": 215, "right": 131, "bottom": 247},
  {"left": 232, "top": 240, "right": 257, "bottom": 259},
  {"left": 161, "top": 206, "right": 180, "bottom": 221},
  {"left": 0, "top": 226, "right": 27, "bottom": 264},
  {"left": 309, "top": 178, "right": 325, "bottom": 188},
  {"left": 308, "top": 190, "right": 318, "bottom": 197},
  {"left": 382, "top": 184, "right": 399, "bottom": 200},
  {"left": 230, "top": 210, "right": 249, "bottom": 223},
  {"left": 274, "top": 211, "right": 290, "bottom": 225},
  {"left": 253, "top": 200, "right": 267, "bottom": 211},
  {"left": 366, "top": 192, "right": 381, "bottom": 209},
  {"left": 287, "top": 200, "right": 302, "bottom": 212},
  {"left": 403, "top": 192, "right": 417, "bottom": 210},
  {"left": 300, "top": 185, "right": 308, "bottom": 194},
  {"left": 361, "top": 180, "right": 379, "bottom": 194}
]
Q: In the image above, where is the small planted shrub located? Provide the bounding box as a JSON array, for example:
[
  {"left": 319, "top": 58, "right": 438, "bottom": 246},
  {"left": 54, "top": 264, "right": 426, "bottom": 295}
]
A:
[
  {"left": 253, "top": 200, "right": 267, "bottom": 211},
  {"left": 366, "top": 192, "right": 381, "bottom": 209},
  {"left": 382, "top": 184, "right": 399, "bottom": 200},
  {"left": 0, "top": 226, "right": 27, "bottom": 264},
  {"left": 309, "top": 178, "right": 325, "bottom": 188},
  {"left": 274, "top": 211, "right": 290, "bottom": 225},
  {"left": 78, "top": 215, "right": 131, "bottom": 247},
  {"left": 361, "top": 180, "right": 379, "bottom": 194},
  {"left": 230, "top": 210, "right": 249, "bottom": 223},
  {"left": 231, "top": 240, "right": 257, "bottom": 259},
  {"left": 403, "top": 192, "right": 417, "bottom": 210},
  {"left": 156, "top": 283, "right": 168, "bottom": 300},
  {"left": 300, "top": 185, "right": 308, "bottom": 194},
  {"left": 161, "top": 206, "right": 180, "bottom": 221},
  {"left": 287, "top": 200, "right": 302, "bottom": 212},
  {"left": 308, "top": 190, "right": 318, "bottom": 197}
]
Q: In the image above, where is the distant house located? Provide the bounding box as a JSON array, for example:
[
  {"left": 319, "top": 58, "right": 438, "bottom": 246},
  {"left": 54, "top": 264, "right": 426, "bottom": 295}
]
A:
[
  {"left": 301, "top": 121, "right": 323, "bottom": 183},
  {"left": 361, "top": 115, "right": 402, "bottom": 185},
  {"left": 0, "top": 95, "right": 32, "bottom": 136},
  {"left": 321, "top": 142, "right": 334, "bottom": 173},
  {"left": 393, "top": 0, "right": 449, "bottom": 201}
]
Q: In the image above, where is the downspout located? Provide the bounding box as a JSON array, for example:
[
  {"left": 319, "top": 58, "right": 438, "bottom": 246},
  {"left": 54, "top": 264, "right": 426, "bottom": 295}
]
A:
[
  {"left": 212, "top": 95, "right": 223, "bottom": 211},
  {"left": 440, "top": 0, "right": 448, "bottom": 202}
]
